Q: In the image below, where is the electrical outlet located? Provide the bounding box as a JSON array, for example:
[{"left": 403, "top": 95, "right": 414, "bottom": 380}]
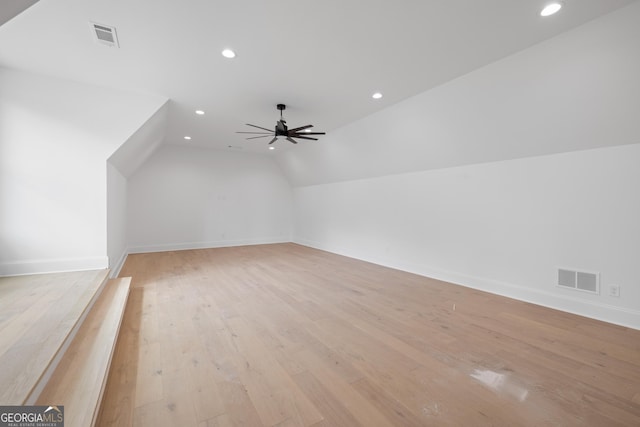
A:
[{"left": 609, "top": 284, "right": 620, "bottom": 297}]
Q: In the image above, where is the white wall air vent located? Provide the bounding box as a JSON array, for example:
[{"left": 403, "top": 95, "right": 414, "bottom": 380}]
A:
[
  {"left": 557, "top": 268, "right": 599, "bottom": 294},
  {"left": 90, "top": 22, "right": 119, "bottom": 48}
]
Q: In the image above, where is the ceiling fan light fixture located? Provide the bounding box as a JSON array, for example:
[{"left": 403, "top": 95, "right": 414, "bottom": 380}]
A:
[
  {"left": 237, "top": 103, "right": 326, "bottom": 145},
  {"left": 372, "top": 92, "right": 383, "bottom": 99},
  {"left": 221, "top": 48, "right": 236, "bottom": 58},
  {"left": 541, "top": 2, "right": 562, "bottom": 17},
  {"left": 269, "top": 146, "right": 275, "bottom": 150}
]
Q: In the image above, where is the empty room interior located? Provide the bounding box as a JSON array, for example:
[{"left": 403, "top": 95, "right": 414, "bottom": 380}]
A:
[{"left": 1, "top": 1, "right": 640, "bottom": 426}]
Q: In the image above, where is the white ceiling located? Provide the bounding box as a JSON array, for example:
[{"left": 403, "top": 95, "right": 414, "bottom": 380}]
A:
[
  {"left": 0, "top": 0, "right": 38, "bottom": 26},
  {"left": 0, "top": 0, "right": 637, "bottom": 153}
]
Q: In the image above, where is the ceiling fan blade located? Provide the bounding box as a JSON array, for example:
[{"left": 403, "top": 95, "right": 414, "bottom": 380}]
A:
[
  {"left": 286, "top": 137, "right": 298, "bottom": 144},
  {"left": 291, "top": 132, "right": 325, "bottom": 136},
  {"left": 236, "top": 131, "right": 273, "bottom": 134},
  {"left": 288, "top": 124, "right": 313, "bottom": 133},
  {"left": 289, "top": 135, "right": 318, "bottom": 141},
  {"left": 268, "top": 137, "right": 278, "bottom": 145},
  {"left": 246, "top": 135, "right": 272, "bottom": 140},
  {"left": 246, "top": 123, "right": 274, "bottom": 132}
]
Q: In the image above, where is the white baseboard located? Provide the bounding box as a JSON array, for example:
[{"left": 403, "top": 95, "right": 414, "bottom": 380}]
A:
[
  {"left": 110, "top": 250, "right": 128, "bottom": 278},
  {"left": 0, "top": 256, "right": 109, "bottom": 277},
  {"left": 293, "top": 238, "right": 640, "bottom": 330},
  {"left": 128, "top": 237, "right": 291, "bottom": 255}
]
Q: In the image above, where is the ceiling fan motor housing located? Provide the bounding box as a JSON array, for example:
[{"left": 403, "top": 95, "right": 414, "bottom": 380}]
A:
[
  {"left": 275, "top": 104, "right": 288, "bottom": 135},
  {"left": 275, "top": 120, "right": 288, "bottom": 135}
]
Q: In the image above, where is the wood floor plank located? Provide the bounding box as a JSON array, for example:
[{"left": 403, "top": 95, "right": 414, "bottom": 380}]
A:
[
  {"left": 211, "top": 381, "right": 265, "bottom": 427},
  {"left": 0, "top": 269, "right": 109, "bottom": 405},
  {"left": 224, "top": 314, "right": 323, "bottom": 426},
  {"left": 291, "top": 371, "right": 362, "bottom": 427},
  {"left": 294, "top": 349, "right": 395, "bottom": 427},
  {"left": 96, "top": 287, "right": 143, "bottom": 427},
  {"left": 350, "top": 377, "right": 429, "bottom": 427},
  {"left": 98, "top": 244, "right": 640, "bottom": 426},
  {"left": 36, "top": 277, "right": 130, "bottom": 426}
]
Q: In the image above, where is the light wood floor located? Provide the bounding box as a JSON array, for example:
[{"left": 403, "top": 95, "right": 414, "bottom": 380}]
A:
[
  {"left": 0, "top": 269, "right": 109, "bottom": 405},
  {"left": 98, "top": 244, "right": 640, "bottom": 426}
]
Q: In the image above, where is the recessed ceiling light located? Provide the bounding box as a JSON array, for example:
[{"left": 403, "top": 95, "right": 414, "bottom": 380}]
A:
[
  {"left": 269, "top": 146, "right": 275, "bottom": 150},
  {"left": 221, "top": 49, "right": 236, "bottom": 59},
  {"left": 372, "top": 92, "right": 383, "bottom": 99},
  {"left": 195, "top": 110, "right": 205, "bottom": 115},
  {"left": 184, "top": 136, "right": 191, "bottom": 140},
  {"left": 541, "top": 2, "right": 562, "bottom": 17}
]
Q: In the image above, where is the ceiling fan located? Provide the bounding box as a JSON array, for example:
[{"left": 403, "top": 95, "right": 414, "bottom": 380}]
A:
[{"left": 237, "top": 104, "right": 326, "bottom": 144}]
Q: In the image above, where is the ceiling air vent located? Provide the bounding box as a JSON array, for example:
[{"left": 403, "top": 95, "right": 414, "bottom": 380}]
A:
[
  {"left": 557, "top": 268, "right": 599, "bottom": 294},
  {"left": 90, "top": 22, "right": 119, "bottom": 48}
]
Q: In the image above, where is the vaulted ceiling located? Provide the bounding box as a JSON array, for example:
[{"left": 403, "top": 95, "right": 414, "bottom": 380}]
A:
[
  {"left": 0, "top": 0, "right": 637, "bottom": 154},
  {"left": 0, "top": 0, "right": 38, "bottom": 26}
]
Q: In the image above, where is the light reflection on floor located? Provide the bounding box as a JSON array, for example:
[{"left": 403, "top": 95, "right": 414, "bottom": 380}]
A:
[{"left": 470, "top": 369, "right": 529, "bottom": 402}]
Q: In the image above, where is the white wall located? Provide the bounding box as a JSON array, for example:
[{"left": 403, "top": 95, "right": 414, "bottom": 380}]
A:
[
  {"left": 294, "top": 144, "right": 640, "bottom": 328},
  {"left": 106, "top": 164, "right": 127, "bottom": 275},
  {"left": 107, "top": 100, "right": 169, "bottom": 276},
  {"left": 284, "top": 4, "right": 640, "bottom": 328},
  {"left": 127, "top": 145, "right": 292, "bottom": 253},
  {"left": 0, "top": 67, "right": 166, "bottom": 275}
]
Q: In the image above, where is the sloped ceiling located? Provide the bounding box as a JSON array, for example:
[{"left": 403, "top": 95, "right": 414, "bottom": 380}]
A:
[
  {"left": 0, "top": 0, "right": 38, "bottom": 27},
  {"left": 108, "top": 100, "right": 170, "bottom": 178},
  {"left": 0, "top": 0, "right": 636, "bottom": 156},
  {"left": 275, "top": 3, "right": 640, "bottom": 186}
]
